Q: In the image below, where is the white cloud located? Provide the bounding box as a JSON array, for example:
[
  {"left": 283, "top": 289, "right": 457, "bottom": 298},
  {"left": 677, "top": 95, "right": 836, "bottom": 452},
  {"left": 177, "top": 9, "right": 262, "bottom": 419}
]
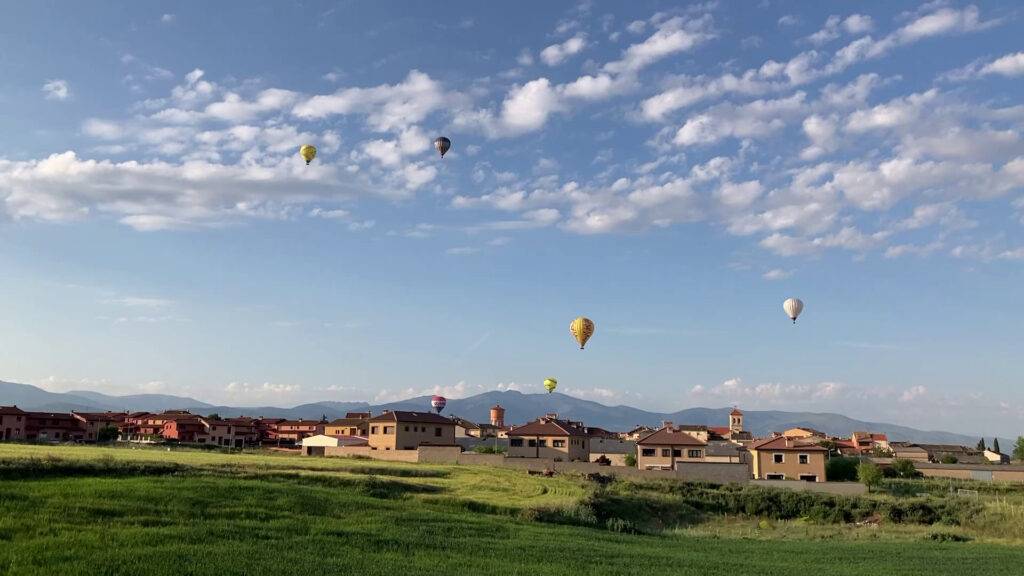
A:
[
  {"left": 540, "top": 34, "right": 587, "bottom": 66},
  {"left": 500, "top": 78, "right": 563, "bottom": 134},
  {"left": 42, "top": 79, "right": 70, "bottom": 101},
  {"left": 900, "top": 385, "right": 927, "bottom": 402},
  {"left": 800, "top": 114, "right": 838, "bottom": 160},
  {"left": 160, "top": 13, "right": 176, "bottom": 24},
  {"left": 980, "top": 52, "right": 1024, "bottom": 77},
  {"left": 225, "top": 381, "right": 301, "bottom": 399},
  {"left": 105, "top": 296, "right": 174, "bottom": 308},
  {"left": 845, "top": 89, "right": 937, "bottom": 133},
  {"left": 777, "top": 15, "right": 799, "bottom": 27},
  {"left": 673, "top": 92, "right": 806, "bottom": 147},
  {"left": 762, "top": 268, "right": 793, "bottom": 281},
  {"left": 293, "top": 70, "right": 445, "bottom": 131},
  {"left": 445, "top": 246, "right": 481, "bottom": 255}
]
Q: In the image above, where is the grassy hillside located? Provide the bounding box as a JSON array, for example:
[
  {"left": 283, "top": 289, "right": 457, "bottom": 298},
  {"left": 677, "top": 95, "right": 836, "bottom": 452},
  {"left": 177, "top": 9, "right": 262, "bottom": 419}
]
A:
[{"left": 1, "top": 444, "right": 1023, "bottom": 576}]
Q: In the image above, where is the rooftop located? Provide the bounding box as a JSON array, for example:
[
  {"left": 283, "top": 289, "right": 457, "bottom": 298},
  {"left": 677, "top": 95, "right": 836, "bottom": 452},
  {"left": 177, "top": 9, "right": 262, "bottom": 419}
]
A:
[
  {"left": 508, "top": 415, "right": 588, "bottom": 438},
  {"left": 750, "top": 436, "right": 827, "bottom": 451},
  {"left": 637, "top": 426, "right": 707, "bottom": 446},
  {"left": 369, "top": 411, "right": 454, "bottom": 425}
]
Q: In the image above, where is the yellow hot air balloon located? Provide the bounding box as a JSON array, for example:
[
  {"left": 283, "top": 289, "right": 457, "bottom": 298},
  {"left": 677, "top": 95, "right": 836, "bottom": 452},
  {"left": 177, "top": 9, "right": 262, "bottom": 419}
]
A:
[
  {"left": 543, "top": 377, "right": 558, "bottom": 394},
  {"left": 569, "top": 316, "right": 595, "bottom": 349},
  {"left": 299, "top": 144, "right": 317, "bottom": 165}
]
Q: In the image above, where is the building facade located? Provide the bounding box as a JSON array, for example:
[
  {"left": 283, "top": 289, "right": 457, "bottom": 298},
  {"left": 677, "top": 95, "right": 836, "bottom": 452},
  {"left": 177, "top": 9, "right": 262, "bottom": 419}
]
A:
[
  {"left": 507, "top": 415, "right": 591, "bottom": 461},
  {"left": 1, "top": 406, "right": 27, "bottom": 441},
  {"left": 636, "top": 424, "right": 708, "bottom": 470},
  {"left": 749, "top": 437, "right": 827, "bottom": 481},
  {"left": 71, "top": 411, "right": 127, "bottom": 442},
  {"left": 367, "top": 411, "right": 456, "bottom": 451}
]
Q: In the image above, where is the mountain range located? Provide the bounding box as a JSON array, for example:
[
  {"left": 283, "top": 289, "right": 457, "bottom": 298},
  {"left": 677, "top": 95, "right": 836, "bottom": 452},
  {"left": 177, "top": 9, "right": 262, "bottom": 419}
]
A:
[{"left": 0, "top": 380, "right": 1005, "bottom": 447}]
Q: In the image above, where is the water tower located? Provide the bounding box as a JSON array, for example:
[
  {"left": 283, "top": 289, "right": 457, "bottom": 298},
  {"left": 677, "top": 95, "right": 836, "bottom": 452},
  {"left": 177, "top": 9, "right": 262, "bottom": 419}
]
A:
[{"left": 489, "top": 404, "right": 505, "bottom": 428}]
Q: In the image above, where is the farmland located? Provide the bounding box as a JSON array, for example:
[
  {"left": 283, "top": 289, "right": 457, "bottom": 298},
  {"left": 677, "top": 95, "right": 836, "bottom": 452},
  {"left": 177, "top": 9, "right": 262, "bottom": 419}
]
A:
[{"left": 1, "top": 444, "right": 1023, "bottom": 576}]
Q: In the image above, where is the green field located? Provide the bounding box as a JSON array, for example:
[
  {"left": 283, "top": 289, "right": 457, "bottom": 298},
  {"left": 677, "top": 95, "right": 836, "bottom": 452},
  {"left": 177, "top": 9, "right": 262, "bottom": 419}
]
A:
[{"left": 1, "top": 444, "right": 1023, "bottom": 575}]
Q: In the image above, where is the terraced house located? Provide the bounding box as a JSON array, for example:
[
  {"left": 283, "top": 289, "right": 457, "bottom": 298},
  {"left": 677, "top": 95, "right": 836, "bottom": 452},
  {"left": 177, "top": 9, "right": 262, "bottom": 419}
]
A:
[
  {"left": 71, "top": 411, "right": 127, "bottom": 442},
  {"left": 507, "top": 414, "right": 590, "bottom": 461}
]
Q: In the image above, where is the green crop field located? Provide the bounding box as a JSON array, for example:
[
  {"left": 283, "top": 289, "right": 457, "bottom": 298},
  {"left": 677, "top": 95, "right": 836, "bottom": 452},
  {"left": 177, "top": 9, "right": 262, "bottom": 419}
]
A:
[{"left": 1, "top": 444, "right": 1023, "bottom": 576}]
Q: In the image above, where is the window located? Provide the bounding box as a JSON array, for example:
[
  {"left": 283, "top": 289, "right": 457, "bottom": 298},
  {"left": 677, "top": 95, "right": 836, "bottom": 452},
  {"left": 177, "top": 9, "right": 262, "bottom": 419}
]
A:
[
  {"left": 370, "top": 426, "right": 378, "bottom": 434},
  {"left": 766, "top": 473, "right": 785, "bottom": 480},
  {"left": 661, "top": 448, "right": 670, "bottom": 457},
  {"left": 404, "top": 426, "right": 409, "bottom": 432},
  {"left": 528, "top": 439, "right": 537, "bottom": 447},
  {"left": 773, "top": 453, "right": 784, "bottom": 464},
  {"left": 799, "top": 474, "right": 818, "bottom": 482},
  {"left": 384, "top": 426, "right": 394, "bottom": 434},
  {"left": 798, "top": 454, "right": 809, "bottom": 464},
  {"left": 688, "top": 450, "right": 702, "bottom": 459},
  {"left": 642, "top": 448, "right": 655, "bottom": 457},
  {"left": 434, "top": 427, "right": 442, "bottom": 437},
  {"left": 672, "top": 449, "right": 682, "bottom": 457},
  {"left": 553, "top": 440, "right": 566, "bottom": 448},
  {"left": 538, "top": 439, "right": 547, "bottom": 447},
  {"left": 510, "top": 438, "right": 523, "bottom": 447}
]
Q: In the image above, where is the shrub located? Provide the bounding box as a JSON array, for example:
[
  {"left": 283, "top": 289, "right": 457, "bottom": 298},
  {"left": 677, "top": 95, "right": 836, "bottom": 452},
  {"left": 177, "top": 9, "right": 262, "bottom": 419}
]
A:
[
  {"left": 825, "top": 457, "right": 859, "bottom": 482},
  {"left": 939, "top": 455, "right": 959, "bottom": 464},
  {"left": 473, "top": 445, "right": 507, "bottom": 454},
  {"left": 891, "top": 458, "right": 919, "bottom": 479},
  {"left": 623, "top": 453, "right": 637, "bottom": 467}
]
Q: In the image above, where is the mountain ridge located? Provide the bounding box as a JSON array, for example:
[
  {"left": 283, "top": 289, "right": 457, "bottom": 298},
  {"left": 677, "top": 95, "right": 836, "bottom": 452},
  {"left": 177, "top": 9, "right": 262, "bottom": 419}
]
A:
[{"left": 0, "top": 380, "right": 1007, "bottom": 447}]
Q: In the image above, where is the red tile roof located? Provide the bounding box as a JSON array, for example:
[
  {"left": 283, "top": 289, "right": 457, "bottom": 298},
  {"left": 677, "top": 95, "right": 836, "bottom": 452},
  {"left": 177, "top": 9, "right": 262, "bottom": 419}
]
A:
[
  {"left": 0, "top": 406, "right": 27, "bottom": 415},
  {"left": 708, "top": 426, "right": 731, "bottom": 436},
  {"left": 71, "top": 411, "right": 128, "bottom": 422},
  {"left": 730, "top": 408, "right": 743, "bottom": 416},
  {"left": 637, "top": 427, "right": 707, "bottom": 446},
  {"left": 750, "top": 436, "right": 827, "bottom": 451}
]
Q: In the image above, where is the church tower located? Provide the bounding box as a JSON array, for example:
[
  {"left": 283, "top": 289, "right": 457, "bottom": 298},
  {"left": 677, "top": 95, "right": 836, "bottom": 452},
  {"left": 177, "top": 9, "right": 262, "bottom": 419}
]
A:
[{"left": 729, "top": 407, "right": 744, "bottom": 433}]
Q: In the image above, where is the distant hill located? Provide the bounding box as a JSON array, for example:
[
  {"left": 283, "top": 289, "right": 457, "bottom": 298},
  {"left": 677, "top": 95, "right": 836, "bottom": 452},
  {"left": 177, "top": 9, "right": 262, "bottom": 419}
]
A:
[{"left": 0, "top": 380, "right": 1007, "bottom": 447}]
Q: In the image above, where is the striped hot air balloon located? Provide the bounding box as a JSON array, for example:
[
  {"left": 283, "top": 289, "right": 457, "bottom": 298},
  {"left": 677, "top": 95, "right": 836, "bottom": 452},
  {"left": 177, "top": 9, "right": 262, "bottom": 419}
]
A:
[
  {"left": 434, "top": 136, "right": 451, "bottom": 158},
  {"left": 431, "top": 395, "right": 447, "bottom": 414},
  {"left": 570, "top": 316, "right": 595, "bottom": 349}
]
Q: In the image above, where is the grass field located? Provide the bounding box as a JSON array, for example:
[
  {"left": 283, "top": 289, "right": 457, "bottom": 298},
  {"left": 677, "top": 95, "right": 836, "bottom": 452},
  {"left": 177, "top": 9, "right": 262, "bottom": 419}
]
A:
[{"left": 1, "top": 444, "right": 1023, "bottom": 576}]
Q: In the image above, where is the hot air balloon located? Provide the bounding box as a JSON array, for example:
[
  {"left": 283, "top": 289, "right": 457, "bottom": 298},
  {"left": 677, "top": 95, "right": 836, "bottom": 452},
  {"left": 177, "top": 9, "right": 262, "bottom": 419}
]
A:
[
  {"left": 299, "top": 144, "right": 317, "bottom": 165},
  {"left": 570, "top": 316, "right": 595, "bottom": 349},
  {"left": 543, "top": 378, "right": 558, "bottom": 394},
  {"left": 431, "top": 395, "right": 447, "bottom": 414},
  {"left": 434, "top": 136, "right": 451, "bottom": 158},
  {"left": 783, "top": 298, "right": 804, "bottom": 324}
]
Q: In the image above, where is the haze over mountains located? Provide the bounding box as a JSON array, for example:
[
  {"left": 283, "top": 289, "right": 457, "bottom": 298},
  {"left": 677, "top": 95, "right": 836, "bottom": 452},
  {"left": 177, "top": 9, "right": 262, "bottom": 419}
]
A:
[{"left": 1, "top": 380, "right": 1005, "bottom": 447}]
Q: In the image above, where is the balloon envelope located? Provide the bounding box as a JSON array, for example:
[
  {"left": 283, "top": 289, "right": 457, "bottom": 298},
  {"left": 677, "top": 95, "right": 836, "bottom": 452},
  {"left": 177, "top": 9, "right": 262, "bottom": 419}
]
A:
[
  {"left": 543, "top": 378, "right": 557, "bottom": 394},
  {"left": 299, "top": 144, "right": 317, "bottom": 165},
  {"left": 783, "top": 298, "right": 804, "bottom": 323},
  {"left": 570, "top": 317, "right": 595, "bottom": 349},
  {"left": 434, "top": 137, "right": 451, "bottom": 157},
  {"left": 430, "top": 395, "right": 447, "bottom": 414}
]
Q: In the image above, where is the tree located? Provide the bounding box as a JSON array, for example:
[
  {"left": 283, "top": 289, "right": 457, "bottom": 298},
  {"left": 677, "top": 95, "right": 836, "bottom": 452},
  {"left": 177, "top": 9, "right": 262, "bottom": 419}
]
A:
[
  {"left": 1013, "top": 437, "right": 1024, "bottom": 461},
  {"left": 825, "top": 456, "right": 859, "bottom": 481},
  {"left": 977, "top": 438, "right": 986, "bottom": 451},
  {"left": 857, "top": 461, "right": 883, "bottom": 489},
  {"left": 207, "top": 413, "right": 221, "bottom": 421},
  {"left": 891, "top": 458, "right": 918, "bottom": 479},
  {"left": 939, "top": 454, "right": 958, "bottom": 464},
  {"left": 624, "top": 453, "right": 637, "bottom": 467},
  {"left": 993, "top": 438, "right": 1001, "bottom": 454},
  {"left": 96, "top": 425, "right": 119, "bottom": 443},
  {"left": 818, "top": 439, "right": 839, "bottom": 456}
]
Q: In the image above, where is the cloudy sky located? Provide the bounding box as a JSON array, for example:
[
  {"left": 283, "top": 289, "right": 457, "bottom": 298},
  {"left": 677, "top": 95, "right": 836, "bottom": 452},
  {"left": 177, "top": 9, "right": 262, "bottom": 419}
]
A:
[{"left": 1, "top": 1, "right": 1022, "bottom": 436}]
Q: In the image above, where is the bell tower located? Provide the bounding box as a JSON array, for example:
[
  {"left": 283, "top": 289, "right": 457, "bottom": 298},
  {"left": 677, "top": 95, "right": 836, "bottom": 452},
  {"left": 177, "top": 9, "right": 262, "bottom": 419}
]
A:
[{"left": 729, "top": 407, "right": 744, "bottom": 433}]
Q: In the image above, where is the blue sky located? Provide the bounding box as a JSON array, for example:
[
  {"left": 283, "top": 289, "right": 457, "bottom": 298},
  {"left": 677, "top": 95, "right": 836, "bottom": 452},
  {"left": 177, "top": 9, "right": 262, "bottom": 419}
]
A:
[{"left": 1, "top": 1, "right": 1022, "bottom": 436}]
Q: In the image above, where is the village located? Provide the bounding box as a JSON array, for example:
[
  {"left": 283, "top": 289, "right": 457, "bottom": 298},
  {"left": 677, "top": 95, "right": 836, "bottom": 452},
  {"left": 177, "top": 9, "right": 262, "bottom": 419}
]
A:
[{"left": 2, "top": 403, "right": 1020, "bottom": 486}]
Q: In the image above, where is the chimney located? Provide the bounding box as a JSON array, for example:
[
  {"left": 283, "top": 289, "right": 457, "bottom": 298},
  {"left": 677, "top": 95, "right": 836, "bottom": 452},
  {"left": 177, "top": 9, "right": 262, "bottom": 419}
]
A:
[{"left": 662, "top": 420, "right": 674, "bottom": 430}]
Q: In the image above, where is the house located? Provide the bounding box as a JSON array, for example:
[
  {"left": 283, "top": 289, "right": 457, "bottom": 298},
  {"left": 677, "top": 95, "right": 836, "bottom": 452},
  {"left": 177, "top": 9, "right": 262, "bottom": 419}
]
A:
[
  {"left": 122, "top": 411, "right": 191, "bottom": 441},
  {"left": 324, "top": 413, "right": 370, "bottom": 437},
  {"left": 449, "top": 416, "right": 482, "bottom": 438},
  {"left": 222, "top": 417, "right": 259, "bottom": 446},
  {"left": 704, "top": 440, "right": 748, "bottom": 464},
  {"left": 301, "top": 434, "right": 368, "bottom": 455},
  {"left": 25, "top": 412, "right": 84, "bottom": 442},
  {"left": 1, "top": 406, "right": 27, "bottom": 441},
  {"left": 71, "top": 411, "right": 127, "bottom": 442},
  {"left": 507, "top": 414, "right": 590, "bottom": 461},
  {"left": 162, "top": 418, "right": 209, "bottom": 443},
  {"left": 202, "top": 418, "right": 256, "bottom": 448},
  {"left": 367, "top": 411, "right": 456, "bottom": 451},
  {"left": 890, "top": 442, "right": 930, "bottom": 461},
  {"left": 910, "top": 443, "right": 987, "bottom": 464},
  {"left": 852, "top": 431, "right": 890, "bottom": 452},
  {"left": 275, "top": 419, "right": 325, "bottom": 444},
  {"left": 782, "top": 427, "right": 830, "bottom": 442},
  {"left": 707, "top": 408, "right": 753, "bottom": 443},
  {"left": 254, "top": 418, "right": 285, "bottom": 444},
  {"left": 635, "top": 423, "right": 707, "bottom": 470},
  {"left": 588, "top": 427, "right": 634, "bottom": 466},
  {"left": 985, "top": 449, "right": 1011, "bottom": 464},
  {"left": 623, "top": 425, "right": 656, "bottom": 441},
  {"left": 749, "top": 436, "right": 826, "bottom": 481}
]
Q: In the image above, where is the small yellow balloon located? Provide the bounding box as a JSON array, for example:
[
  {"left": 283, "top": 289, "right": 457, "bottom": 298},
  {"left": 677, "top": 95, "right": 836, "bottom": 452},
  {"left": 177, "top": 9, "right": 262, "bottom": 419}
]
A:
[
  {"left": 543, "top": 378, "right": 558, "bottom": 394},
  {"left": 299, "top": 144, "right": 317, "bottom": 165},
  {"left": 570, "top": 316, "right": 595, "bottom": 350}
]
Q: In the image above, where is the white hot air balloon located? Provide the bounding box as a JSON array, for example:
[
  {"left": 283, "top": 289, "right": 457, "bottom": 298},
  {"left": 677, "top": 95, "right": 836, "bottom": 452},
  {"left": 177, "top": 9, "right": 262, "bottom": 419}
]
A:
[{"left": 783, "top": 298, "right": 804, "bottom": 324}]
